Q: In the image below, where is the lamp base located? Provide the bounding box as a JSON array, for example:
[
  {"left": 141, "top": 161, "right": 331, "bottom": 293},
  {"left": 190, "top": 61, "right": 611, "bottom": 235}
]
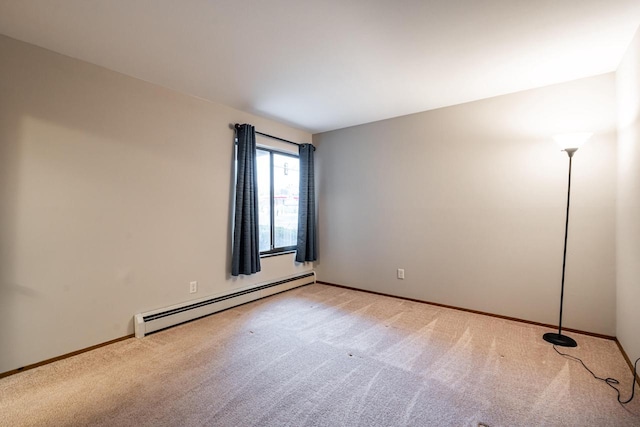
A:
[{"left": 543, "top": 332, "right": 577, "bottom": 347}]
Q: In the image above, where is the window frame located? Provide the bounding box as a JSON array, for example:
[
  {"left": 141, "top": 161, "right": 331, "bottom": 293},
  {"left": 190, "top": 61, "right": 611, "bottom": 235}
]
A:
[{"left": 256, "top": 146, "right": 299, "bottom": 257}]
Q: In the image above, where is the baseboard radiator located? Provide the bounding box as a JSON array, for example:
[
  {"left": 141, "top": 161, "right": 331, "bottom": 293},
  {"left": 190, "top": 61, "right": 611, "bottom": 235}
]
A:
[{"left": 134, "top": 271, "right": 316, "bottom": 338}]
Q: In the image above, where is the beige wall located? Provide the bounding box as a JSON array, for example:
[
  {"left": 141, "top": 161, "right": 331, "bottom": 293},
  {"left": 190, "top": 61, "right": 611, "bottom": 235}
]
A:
[
  {"left": 0, "top": 35, "right": 312, "bottom": 373},
  {"left": 314, "top": 74, "right": 617, "bottom": 336},
  {"left": 616, "top": 28, "right": 640, "bottom": 361}
]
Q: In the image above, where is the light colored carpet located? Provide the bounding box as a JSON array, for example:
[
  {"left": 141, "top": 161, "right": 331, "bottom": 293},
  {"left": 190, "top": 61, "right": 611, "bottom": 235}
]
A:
[{"left": 1, "top": 283, "right": 639, "bottom": 426}]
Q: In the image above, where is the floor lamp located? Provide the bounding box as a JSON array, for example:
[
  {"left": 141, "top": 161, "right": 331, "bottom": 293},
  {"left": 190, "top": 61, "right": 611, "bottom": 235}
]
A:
[{"left": 543, "top": 132, "right": 592, "bottom": 348}]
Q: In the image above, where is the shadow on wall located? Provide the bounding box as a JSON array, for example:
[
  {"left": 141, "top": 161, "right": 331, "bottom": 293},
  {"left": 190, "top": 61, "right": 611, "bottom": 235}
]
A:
[
  {"left": 0, "top": 36, "right": 237, "bottom": 371},
  {"left": 0, "top": 108, "right": 25, "bottom": 367}
]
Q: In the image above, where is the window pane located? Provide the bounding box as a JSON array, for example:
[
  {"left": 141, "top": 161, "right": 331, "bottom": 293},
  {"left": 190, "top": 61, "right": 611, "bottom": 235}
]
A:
[
  {"left": 256, "top": 149, "right": 271, "bottom": 252},
  {"left": 273, "top": 154, "right": 299, "bottom": 248}
]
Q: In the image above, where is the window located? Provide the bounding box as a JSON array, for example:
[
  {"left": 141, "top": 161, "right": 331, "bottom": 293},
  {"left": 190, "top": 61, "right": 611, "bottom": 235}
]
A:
[{"left": 256, "top": 148, "right": 299, "bottom": 255}]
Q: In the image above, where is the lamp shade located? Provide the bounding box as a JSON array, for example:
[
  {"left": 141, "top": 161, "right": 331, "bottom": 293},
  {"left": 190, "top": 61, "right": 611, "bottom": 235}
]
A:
[{"left": 552, "top": 132, "right": 592, "bottom": 151}]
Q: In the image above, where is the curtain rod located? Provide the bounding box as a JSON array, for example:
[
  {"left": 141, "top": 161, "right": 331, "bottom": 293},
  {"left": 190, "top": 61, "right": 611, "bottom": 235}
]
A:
[{"left": 234, "top": 123, "right": 313, "bottom": 148}]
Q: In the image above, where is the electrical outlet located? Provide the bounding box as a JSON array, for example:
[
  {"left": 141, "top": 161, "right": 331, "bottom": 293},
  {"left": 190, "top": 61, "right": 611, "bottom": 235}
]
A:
[
  {"left": 397, "top": 269, "right": 405, "bottom": 280},
  {"left": 189, "top": 281, "right": 198, "bottom": 294}
]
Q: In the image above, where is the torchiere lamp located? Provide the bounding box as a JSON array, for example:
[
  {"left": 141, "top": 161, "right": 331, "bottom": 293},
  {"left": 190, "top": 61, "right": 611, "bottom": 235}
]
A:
[{"left": 543, "top": 132, "right": 592, "bottom": 347}]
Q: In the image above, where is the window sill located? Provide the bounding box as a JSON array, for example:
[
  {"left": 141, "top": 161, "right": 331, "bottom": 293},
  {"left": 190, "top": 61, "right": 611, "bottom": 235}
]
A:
[{"left": 260, "top": 250, "right": 296, "bottom": 259}]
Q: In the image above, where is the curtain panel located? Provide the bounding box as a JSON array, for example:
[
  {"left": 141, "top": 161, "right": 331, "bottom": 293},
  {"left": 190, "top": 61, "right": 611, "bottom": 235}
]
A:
[
  {"left": 231, "top": 124, "right": 261, "bottom": 276},
  {"left": 296, "top": 143, "right": 317, "bottom": 262}
]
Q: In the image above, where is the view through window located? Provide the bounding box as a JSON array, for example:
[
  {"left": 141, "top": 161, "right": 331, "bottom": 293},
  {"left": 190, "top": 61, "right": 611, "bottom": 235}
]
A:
[{"left": 256, "top": 148, "right": 299, "bottom": 254}]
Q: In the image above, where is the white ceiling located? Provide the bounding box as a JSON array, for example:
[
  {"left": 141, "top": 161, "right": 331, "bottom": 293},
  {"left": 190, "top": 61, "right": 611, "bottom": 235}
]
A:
[{"left": 1, "top": 1, "right": 639, "bottom": 134}]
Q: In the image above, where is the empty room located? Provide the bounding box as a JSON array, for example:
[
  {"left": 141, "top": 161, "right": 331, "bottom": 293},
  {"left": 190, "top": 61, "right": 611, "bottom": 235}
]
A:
[{"left": 1, "top": 1, "right": 640, "bottom": 426}]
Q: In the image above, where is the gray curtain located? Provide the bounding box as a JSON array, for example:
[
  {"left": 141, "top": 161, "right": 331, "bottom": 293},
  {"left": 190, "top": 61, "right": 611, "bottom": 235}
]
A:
[
  {"left": 296, "top": 144, "right": 317, "bottom": 262},
  {"left": 231, "top": 124, "right": 261, "bottom": 276}
]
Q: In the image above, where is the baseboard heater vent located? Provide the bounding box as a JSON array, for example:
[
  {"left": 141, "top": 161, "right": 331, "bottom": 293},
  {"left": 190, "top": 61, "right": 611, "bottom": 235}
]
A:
[{"left": 134, "top": 271, "right": 315, "bottom": 338}]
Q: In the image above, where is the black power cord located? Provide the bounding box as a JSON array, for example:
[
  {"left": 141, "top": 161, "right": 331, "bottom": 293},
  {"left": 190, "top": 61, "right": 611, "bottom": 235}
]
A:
[{"left": 553, "top": 345, "right": 640, "bottom": 405}]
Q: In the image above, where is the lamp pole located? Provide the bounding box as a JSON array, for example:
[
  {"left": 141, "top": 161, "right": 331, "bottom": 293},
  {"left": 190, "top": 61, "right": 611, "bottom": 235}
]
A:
[
  {"left": 543, "top": 133, "right": 591, "bottom": 347},
  {"left": 543, "top": 147, "right": 578, "bottom": 347}
]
